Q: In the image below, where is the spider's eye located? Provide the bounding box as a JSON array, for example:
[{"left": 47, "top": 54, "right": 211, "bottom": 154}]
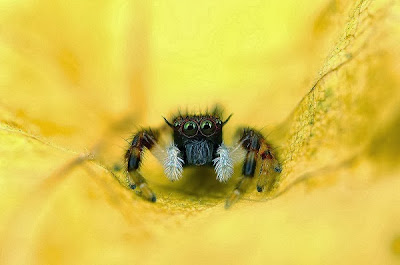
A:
[
  {"left": 200, "top": 120, "right": 215, "bottom": 135},
  {"left": 183, "top": 121, "right": 198, "bottom": 136}
]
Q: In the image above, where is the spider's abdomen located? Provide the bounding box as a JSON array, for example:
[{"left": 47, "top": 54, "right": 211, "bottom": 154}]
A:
[{"left": 184, "top": 140, "right": 214, "bottom": 166}]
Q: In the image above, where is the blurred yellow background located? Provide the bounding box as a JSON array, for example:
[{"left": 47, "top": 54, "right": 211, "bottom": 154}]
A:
[{"left": 1, "top": 0, "right": 400, "bottom": 264}]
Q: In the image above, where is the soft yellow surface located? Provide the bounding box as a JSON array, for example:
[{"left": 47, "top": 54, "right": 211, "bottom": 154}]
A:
[{"left": 1, "top": 0, "right": 400, "bottom": 264}]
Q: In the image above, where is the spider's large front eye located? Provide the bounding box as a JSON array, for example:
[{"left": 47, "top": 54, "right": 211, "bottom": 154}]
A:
[
  {"left": 183, "top": 121, "right": 198, "bottom": 136},
  {"left": 200, "top": 120, "right": 215, "bottom": 135}
]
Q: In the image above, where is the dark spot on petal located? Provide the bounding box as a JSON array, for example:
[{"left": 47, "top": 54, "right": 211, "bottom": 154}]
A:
[
  {"left": 392, "top": 236, "right": 400, "bottom": 255},
  {"left": 113, "top": 164, "right": 122, "bottom": 171}
]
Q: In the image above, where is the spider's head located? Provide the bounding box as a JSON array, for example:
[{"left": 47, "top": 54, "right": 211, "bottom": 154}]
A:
[{"left": 163, "top": 114, "right": 232, "bottom": 166}]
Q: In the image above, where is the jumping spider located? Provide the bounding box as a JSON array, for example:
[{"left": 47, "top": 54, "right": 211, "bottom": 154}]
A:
[{"left": 125, "top": 106, "right": 282, "bottom": 208}]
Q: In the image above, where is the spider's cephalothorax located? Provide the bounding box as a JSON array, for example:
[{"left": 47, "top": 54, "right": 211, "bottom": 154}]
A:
[
  {"left": 164, "top": 114, "right": 229, "bottom": 166},
  {"left": 125, "top": 106, "right": 281, "bottom": 208}
]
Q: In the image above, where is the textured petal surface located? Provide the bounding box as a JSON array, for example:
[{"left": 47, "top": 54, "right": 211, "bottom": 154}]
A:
[{"left": 1, "top": 0, "right": 400, "bottom": 264}]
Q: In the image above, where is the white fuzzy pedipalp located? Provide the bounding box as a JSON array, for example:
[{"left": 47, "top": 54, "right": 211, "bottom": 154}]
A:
[
  {"left": 163, "top": 143, "right": 184, "bottom": 181},
  {"left": 213, "top": 143, "right": 234, "bottom": 182}
]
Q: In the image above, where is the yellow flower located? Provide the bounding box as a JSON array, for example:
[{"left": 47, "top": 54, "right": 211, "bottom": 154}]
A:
[{"left": 1, "top": 0, "right": 400, "bottom": 264}]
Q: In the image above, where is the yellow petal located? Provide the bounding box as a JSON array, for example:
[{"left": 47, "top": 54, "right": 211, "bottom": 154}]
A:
[{"left": 1, "top": 0, "right": 400, "bottom": 264}]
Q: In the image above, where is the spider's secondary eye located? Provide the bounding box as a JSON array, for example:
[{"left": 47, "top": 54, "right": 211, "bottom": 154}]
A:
[
  {"left": 200, "top": 120, "right": 215, "bottom": 135},
  {"left": 183, "top": 121, "right": 198, "bottom": 136}
]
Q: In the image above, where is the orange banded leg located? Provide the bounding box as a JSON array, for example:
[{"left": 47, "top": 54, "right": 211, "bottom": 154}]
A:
[
  {"left": 125, "top": 129, "right": 159, "bottom": 202},
  {"left": 225, "top": 128, "right": 281, "bottom": 209},
  {"left": 257, "top": 148, "right": 282, "bottom": 192}
]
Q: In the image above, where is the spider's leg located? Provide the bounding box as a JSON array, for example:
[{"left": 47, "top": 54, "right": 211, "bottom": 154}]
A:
[
  {"left": 225, "top": 128, "right": 281, "bottom": 208},
  {"left": 257, "top": 143, "right": 282, "bottom": 192},
  {"left": 125, "top": 129, "right": 160, "bottom": 202}
]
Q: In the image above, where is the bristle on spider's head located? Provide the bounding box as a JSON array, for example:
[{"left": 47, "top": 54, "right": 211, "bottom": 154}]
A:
[
  {"left": 166, "top": 104, "right": 232, "bottom": 123},
  {"left": 222, "top": 113, "right": 233, "bottom": 125},
  {"left": 163, "top": 116, "right": 173, "bottom": 128}
]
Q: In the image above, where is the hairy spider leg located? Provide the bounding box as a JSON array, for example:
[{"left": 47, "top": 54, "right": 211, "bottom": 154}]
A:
[
  {"left": 257, "top": 145, "right": 282, "bottom": 192},
  {"left": 225, "top": 128, "right": 281, "bottom": 209},
  {"left": 125, "top": 129, "right": 160, "bottom": 202}
]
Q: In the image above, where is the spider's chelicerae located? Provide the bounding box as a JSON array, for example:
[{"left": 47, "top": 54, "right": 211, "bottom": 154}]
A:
[{"left": 125, "top": 106, "right": 282, "bottom": 208}]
